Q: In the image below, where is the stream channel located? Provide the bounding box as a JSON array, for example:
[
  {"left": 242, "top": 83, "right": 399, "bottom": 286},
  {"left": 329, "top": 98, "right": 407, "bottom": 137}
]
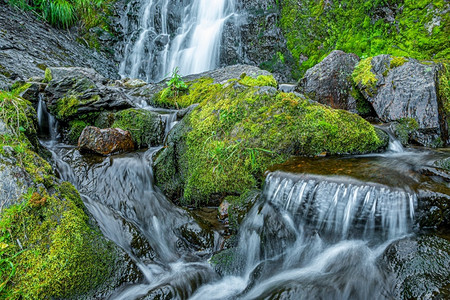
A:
[{"left": 37, "top": 98, "right": 449, "bottom": 299}]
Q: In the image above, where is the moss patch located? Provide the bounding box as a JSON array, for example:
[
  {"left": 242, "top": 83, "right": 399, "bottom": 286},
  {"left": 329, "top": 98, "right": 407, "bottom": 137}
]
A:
[
  {"left": 112, "top": 108, "right": 163, "bottom": 147},
  {"left": 170, "top": 82, "right": 385, "bottom": 205},
  {"left": 152, "top": 78, "right": 221, "bottom": 109},
  {"left": 238, "top": 75, "right": 278, "bottom": 88},
  {"left": 281, "top": 0, "right": 450, "bottom": 78},
  {"left": 390, "top": 56, "right": 409, "bottom": 69},
  {"left": 352, "top": 57, "right": 377, "bottom": 90},
  {"left": 43, "top": 68, "right": 52, "bottom": 83}
]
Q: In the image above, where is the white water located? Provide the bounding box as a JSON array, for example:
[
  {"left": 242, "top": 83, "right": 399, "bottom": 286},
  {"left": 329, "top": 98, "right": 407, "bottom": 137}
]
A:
[{"left": 119, "top": 0, "right": 236, "bottom": 82}]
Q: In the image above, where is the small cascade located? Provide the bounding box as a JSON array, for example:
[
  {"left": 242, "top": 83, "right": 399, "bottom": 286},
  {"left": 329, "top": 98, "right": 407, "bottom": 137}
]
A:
[
  {"left": 264, "top": 172, "right": 416, "bottom": 241},
  {"left": 37, "top": 95, "right": 58, "bottom": 141},
  {"left": 119, "top": 0, "right": 236, "bottom": 82},
  {"left": 190, "top": 171, "right": 417, "bottom": 299}
]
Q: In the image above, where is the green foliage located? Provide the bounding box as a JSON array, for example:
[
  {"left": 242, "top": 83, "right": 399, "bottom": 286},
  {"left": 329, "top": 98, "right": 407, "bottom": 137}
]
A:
[
  {"left": 166, "top": 67, "right": 188, "bottom": 93},
  {"left": 390, "top": 56, "right": 409, "bottom": 69},
  {"left": 67, "top": 120, "right": 87, "bottom": 143},
  {"left": 281, "top": 0, "right": 450, "bottom": 78},
  {"left": 238, "top": 74, "right": 278, "bottom": 88},
  {"left": 393, "top": 118, "right": 419, "bottom": 145},
  {"left": 54, "top": 95, "right": 79, "bottom": 120},
  {"left": 179, "top": 83, "right": 385, "bottom": 204},
  {"left": 7, "top": 0, "right": 113, "bottom": 33}
]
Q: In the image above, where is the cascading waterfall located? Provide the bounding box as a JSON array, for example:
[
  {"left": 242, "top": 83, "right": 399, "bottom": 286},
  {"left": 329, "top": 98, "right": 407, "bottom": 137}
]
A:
[
  {"left": 190, "top": 172, "right": 416, "bottom": 299},
  {"left": 119, "top": 0, "right": 236, "bottom": 82}
]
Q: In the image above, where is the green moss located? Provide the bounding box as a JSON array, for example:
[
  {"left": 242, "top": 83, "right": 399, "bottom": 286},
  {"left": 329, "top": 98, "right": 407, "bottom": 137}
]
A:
[
  {"left": 0, "top": 183, "right": 116, "bottom": 299},
  {"left": 67, "top": 120, "right": 88, "bottom": 144},
  {"left": 438, "top": 63, "right": 450, "bottom": 128},
  {"left": 178, "top": 82, "right": 385, "bottom": 205},
  {"left": 390, "top": 56, "right": 409, "bottom": 69},
  {"left": 152, "top": 78, "right": 220, "bottom": 109},
  {"left": 352, "top": 57, "right": 377, "bottom": 90},
  {"left": 394, "top": 118, "right": 419, "bottom": 145},
  {"left": 112, "top": 108, "right": 162, "bottom": 147},
  {"left": 281, "top": 0, "right": 450, "bottom": 78},
  {"left": 43, "top": 68, "right": 52, "bottom": 83},
  {"left": 238, "top": 75, "right": 278, "bottom": 88},
  {"left": 0, "top": 91, "right": 116, "bottom": 298},
  {"left": 53, "top": 95, "right": 80, "bottom": 120}
]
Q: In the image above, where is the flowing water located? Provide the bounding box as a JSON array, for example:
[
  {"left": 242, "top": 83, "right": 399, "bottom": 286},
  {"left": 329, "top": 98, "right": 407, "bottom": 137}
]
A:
[
  {"left": 119, "top": 0, "right": 236, "bottom": 82},
  {"left": 36, "top": 102, "right": 449, "bottom": 299}
]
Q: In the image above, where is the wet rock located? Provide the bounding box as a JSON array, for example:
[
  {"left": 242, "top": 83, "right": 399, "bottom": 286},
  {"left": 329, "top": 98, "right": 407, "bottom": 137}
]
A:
[
  {"left": 19, "top": 81, "right": 47, "bottom": 103},
  {"left": 221, "top": 0, "right": 293, "bottom": 82},
  {"left": 78, "top": 126, "right": 135, "bottom": 155},
  {"left": 183, "top": 64, "right": 273, "bottom": 84},
  {"left": 354, "top": 56, "right": 446, "bottom": 146},
  {"left": 297, "top": 50, "right": 361, "bottom": 113},
  {"left": 218, "top": 199, "right": 230, "bottom": 220},
  {"left": 382, "top": 235, "right": 450, "bottom": 299},
  {"left": 0, "top": 4, "right": 117, "bottom": 89},
  {"left": 44, "top": 67, "right": 133, "bottom": 121},
  {"left": 417, "top": 189, "right": 450, "bottom": 230},
  {"left": 0, "top": 161, "right": 32, "bottom": 210}
]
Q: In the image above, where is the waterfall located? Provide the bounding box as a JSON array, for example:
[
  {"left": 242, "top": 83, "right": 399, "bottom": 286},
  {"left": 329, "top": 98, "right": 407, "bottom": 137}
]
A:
[
  {"left": 191, "top": 172, "right": 417, "bottom": 299},
  {"left": 119, "top": 0, "right": 236, "bottom": 82},
  {"left": 37, "top": 95, "right": 59, "bottom": 142}
]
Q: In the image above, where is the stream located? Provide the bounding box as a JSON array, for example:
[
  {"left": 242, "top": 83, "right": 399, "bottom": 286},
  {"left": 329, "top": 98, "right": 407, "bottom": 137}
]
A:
[{"left": 36, "top": 98, "right": 450, "bottom": 299}]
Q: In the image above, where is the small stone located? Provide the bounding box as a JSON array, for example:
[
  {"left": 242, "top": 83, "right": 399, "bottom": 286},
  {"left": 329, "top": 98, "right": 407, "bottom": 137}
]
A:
[{"left": 218, "top": 200, "right": 230, "bottom": 220}]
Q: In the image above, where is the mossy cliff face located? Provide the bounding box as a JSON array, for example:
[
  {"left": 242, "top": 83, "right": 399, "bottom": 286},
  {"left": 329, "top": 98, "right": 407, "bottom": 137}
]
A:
[
  {"left": 281, "top": 0, "right": 449, "bottom": 78},
  {"left": 0, "top": 91, "right": 119, "bottom": 299},
  {"left": 154, "top": 77, "right": 386, "bottom": 206}
]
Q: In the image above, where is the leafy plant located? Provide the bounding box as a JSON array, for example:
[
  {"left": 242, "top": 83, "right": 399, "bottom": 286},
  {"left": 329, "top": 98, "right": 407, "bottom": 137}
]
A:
[{"left": 166, "top": 67, "right": 188, "bottom": 94}]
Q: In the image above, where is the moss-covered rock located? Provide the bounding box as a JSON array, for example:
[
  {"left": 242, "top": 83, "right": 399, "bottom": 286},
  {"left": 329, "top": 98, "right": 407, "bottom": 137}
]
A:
[
  {"left": 154, "top": 80, "right": 386, "bottom": 206},
  {"left": 112, "top": 108, "right": 165, "bottom": 147},
  {"left": 281, "top": 0, "right": 449, "bottom": 78},
  {"left": 0, "top": 90, "right": 124, "bottom": 298}
]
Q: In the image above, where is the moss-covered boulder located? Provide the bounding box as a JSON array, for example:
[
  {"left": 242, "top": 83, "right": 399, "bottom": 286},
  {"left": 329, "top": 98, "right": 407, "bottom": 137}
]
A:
[
  {"left": 280, "top": 0, "right": 449, "bottom": 78},
  {"left": 154, "top": 79, "right": 387, "bottom": 206},
  {"left": 353, "top": 55, "right": 448, "bottom": 147},
  {"left": 0, "top": 90, "right": 132, "bottom": 298}
]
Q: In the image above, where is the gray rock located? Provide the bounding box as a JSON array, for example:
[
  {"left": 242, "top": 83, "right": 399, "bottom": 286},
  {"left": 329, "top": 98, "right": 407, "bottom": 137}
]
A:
[
  {"left": 297, "top": 50, "right": 360, "bottom": 112},
  {"left": 0, "top": 162, "right": 31, "bottom": 211},
  {"left": 44, "top": 67, "right": 135, "bottom": 121},
  {"left": 183, "top": 64, "right": 273, "bottom": 84},
  {"left": 382, "top": 235, "right": 450, "bottom": 299},
  {"left": 355, "top": 56, "right": 446, "bottom": 146},
  {"left": 0, "top": 5, "right": 118, "bottom": 89}
]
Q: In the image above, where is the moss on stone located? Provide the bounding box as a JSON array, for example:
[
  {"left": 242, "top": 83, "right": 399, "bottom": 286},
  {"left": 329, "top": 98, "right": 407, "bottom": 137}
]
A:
[
  {"left": 390, "top": 56, "right": 409, "bottom": 69},
  {"left": 53, "top": 95, "right": 80, "bottom": 120},
  {"left": 0, "top": 90, "right": 116, "bottom": 298},
  {"left": 238, "top": 75, "right": 278, "bottom": 88},
  {"left": 393, "top": 118, "right": 419, "bottom": 146},
  {"left": 152, "top": 78, "right": 220, "bottom": 109},
  {"left": 43, "top": 68, "right": 52, "bottom": 83},
  {"left": 170, "top": 82, "right": 385, "bottom": 205},
  {"left": 280, "top": 0, "right": 450, "bottom": 78},
  {"left": 67, "top": 120, "right": 88, "bottom": 144},
  {"left": 112, "top": 108, "right": 163, "bottom": 147},
  {"left": 352, "top": 57, "right": 377, "bottom": 90}
]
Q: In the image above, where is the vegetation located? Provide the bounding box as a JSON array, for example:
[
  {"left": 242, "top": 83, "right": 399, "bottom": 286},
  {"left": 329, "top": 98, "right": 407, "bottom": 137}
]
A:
[
  {"left": 281, "top": 0, "right": 450, "bottom": 78},
  {"left": 0, "top": 90, "right": 117, "bottom": 298},
  {"left": 155, "top": 79, "right": 387, "bottom": 205},
  {"left": 7, "top": 0, "right": 113, "bottom": 29}
]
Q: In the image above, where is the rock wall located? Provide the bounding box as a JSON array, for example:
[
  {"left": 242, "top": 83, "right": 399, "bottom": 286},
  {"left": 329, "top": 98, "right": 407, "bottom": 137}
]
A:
[{"left": 0, "top": 3, "right": 118, "bottom": 90}]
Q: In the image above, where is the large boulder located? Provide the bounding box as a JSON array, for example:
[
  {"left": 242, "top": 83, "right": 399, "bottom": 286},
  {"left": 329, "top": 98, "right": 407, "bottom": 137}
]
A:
[
  {"left": 297, "top": 50, "right": 361, "bottom": 113},
  {"left": 78, "top": 126, "right": 135, "bottom": 155},
  {"left": 353, "top": 55, "right": 447, "bottom": 146},
  {"left": 154, "top": 74, "right": 387, "bottom": 205},
  {"left": 44, "top": 67, "right": 134, "bottom": 122}
]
